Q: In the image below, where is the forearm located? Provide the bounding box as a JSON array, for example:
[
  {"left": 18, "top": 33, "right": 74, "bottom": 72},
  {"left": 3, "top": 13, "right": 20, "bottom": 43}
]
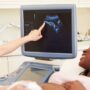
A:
[
  {"left": 0, "top": 35, "right": 31, "bottom": 56},
  {"left": 0, "top": 86, "right": 8, "bottom": 90},
  {"left": 0, "top": 23, "right": 45, "bottom": 56}
]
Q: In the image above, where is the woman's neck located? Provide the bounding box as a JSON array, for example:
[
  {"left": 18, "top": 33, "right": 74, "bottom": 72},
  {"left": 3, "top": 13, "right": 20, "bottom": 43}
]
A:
[{"left": 87, "top": 71, "right": 90, "bottom": 77}]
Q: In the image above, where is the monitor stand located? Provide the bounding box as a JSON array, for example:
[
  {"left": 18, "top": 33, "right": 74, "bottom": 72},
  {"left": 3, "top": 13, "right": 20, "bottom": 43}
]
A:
[
  {"left": 35, "top": 57, "right": 52, "bottom": 61},
  {"left": 32, "top": 58, "right": 61, "bottom": 68},
  {"left": 33, "top": 58, "right": 60, "bottom": 72}
]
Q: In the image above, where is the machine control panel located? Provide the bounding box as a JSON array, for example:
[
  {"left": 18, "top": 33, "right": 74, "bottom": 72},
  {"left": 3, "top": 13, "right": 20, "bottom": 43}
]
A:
[{"left": 0, "top": 62, "right": 59, "bottom": 85}]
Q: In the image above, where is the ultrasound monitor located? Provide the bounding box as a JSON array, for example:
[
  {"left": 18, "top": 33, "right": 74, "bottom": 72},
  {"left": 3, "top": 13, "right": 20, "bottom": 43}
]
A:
[{"left": 20, "top": 4, "right": 77, "bottom": 59}]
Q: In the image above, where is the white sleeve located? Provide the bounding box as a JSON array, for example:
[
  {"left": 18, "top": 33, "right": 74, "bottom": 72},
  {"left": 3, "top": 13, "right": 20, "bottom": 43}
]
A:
[{"left": 7, "top": 81, "right": 42, "bottom": 90}]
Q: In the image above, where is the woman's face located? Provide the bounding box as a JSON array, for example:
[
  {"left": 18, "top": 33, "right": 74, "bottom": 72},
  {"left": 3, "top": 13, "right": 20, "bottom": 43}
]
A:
[{"left": 79, "top": 48, "right": 90, "bottom": 70}]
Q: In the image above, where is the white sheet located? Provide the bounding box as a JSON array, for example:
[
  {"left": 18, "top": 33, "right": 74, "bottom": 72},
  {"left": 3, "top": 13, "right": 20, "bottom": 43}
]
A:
[{"left": 49, "top": 72, "right": 90, "bottom": 90}]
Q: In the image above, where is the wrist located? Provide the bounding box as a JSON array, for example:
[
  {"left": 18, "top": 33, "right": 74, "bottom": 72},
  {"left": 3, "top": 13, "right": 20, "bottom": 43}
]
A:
[{"left": 23, "top": 35, "right": 32, "bottom": 43}]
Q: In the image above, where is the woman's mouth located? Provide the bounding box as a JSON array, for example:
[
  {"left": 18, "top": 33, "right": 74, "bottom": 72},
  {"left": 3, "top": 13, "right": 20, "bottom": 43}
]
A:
[{"left": 80, "top": 55, "right": 86, "bottom": 61}]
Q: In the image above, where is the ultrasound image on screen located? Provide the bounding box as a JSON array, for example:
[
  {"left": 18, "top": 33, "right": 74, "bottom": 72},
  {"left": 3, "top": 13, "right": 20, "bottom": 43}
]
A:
[
  {"left": 24, "top": 10, "right": 72, "bottom": 53},
  {"left": 44, "top": 15, "right": 62, "bottom": 33}
]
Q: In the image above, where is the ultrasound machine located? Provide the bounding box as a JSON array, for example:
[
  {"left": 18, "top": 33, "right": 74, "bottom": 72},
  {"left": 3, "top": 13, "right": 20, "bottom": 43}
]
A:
[{"left": 0, "top": 4, "right": 77, "bottom": 85}]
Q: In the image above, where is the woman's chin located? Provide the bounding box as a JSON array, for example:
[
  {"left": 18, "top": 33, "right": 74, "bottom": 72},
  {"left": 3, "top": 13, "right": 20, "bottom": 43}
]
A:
[{"left": 79, "top": 58, "right": 85, "bottom": 67}]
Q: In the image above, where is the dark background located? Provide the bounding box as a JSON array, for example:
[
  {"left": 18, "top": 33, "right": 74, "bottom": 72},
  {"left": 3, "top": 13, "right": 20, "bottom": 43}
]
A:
[{"left": 23, "top": 10, "right": 72, "bottom": 53}]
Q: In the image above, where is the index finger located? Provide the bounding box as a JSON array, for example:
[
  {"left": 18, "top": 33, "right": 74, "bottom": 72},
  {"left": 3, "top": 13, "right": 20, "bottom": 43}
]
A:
[{"left": 38, "top": 22, "right": 45, "bottom": 32}]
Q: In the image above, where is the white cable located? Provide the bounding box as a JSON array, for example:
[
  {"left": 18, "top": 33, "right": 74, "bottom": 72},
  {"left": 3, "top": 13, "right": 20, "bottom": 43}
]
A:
[
  {"left": 0, "top": 23, "right": 19, "bottom": 33},
  {"left": 9, "top": 23, "right": 20, "bottom": 29},
  {"left": 0, "top": 24, "right": 9, "bottom": 33}
]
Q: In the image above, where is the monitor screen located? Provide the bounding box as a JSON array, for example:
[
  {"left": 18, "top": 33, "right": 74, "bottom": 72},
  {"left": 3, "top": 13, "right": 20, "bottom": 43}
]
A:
[{"left": 20, "top": 4, "right": 77, "bottom": 59}]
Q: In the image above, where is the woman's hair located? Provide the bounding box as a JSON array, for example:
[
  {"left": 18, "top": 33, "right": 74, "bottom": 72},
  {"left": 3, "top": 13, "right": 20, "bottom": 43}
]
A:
[{"left": 80, "top": 69, "right": 89, "bottom": 76}]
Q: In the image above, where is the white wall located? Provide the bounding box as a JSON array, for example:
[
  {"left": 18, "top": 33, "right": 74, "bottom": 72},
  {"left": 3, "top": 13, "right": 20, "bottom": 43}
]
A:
[
  {"left": 77, "top": 8, "right": 90, "bottom": 35},
  {"left": 0, "top": 9, "right": 20, "bottom": 41}
]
